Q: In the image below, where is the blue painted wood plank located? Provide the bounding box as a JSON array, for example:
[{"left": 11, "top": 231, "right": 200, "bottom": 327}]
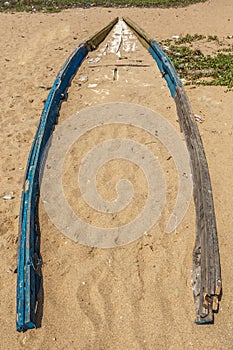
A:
[{"left": 16, "top": 43, "right": 89, "bottom": 331}]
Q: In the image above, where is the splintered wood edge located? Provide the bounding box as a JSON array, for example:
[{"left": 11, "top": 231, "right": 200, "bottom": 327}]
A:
[{"left": 86, "top": 17, "right": 119, "bottom": 51}]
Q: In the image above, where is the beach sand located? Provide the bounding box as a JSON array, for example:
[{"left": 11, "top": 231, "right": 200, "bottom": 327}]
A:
[{"left": 0, "top": 0, "right": 233, "bottom": 349}]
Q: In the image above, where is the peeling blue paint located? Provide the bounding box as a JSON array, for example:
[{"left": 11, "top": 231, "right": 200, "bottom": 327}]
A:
[
  {"left": 148, "top": 39, "right": 182, "bottom": 98},
  {"left": 16, "top": 43, "right": 89, "bottom": 332}
]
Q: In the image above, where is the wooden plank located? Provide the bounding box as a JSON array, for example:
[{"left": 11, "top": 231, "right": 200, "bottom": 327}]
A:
[
  {"left": 122, "top": 17, "right": 222, "bottom": 323},
  {"left": 174, "top": 87, "right": 222, "bottom": 323},
  {"left": 16, "top": 18, "right": 120, "bottom": 332}
]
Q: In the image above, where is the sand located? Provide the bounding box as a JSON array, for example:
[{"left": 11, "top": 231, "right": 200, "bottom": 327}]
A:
[{"left": 0, "top": 0, "right": 233, "bottom": 349}]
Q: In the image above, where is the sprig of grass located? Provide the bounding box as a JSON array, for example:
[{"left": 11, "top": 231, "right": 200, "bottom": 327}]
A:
[
  {"left": 207, "top": 35, "right": 219, "bottom": 42},
  {"left": 174, "top": 33, "right": 206, "bottom": 44}
]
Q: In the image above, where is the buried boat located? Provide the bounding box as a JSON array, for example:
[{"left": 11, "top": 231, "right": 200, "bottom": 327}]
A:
[{"left": 16, "top": 17, "right": 222, "bottom": 331}]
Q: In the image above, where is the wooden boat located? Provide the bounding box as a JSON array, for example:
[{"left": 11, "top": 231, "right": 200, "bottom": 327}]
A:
[{"left": 16, "top": 17, "right": 221, "bottom": 331}]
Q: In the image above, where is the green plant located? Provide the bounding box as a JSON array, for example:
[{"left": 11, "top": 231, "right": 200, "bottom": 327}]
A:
[
  {"left": 161, "top": 35, "right": 233, "bottom": 89},
  {"left": 0, "top": 0, "right": 208, "bottom": 12}
]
